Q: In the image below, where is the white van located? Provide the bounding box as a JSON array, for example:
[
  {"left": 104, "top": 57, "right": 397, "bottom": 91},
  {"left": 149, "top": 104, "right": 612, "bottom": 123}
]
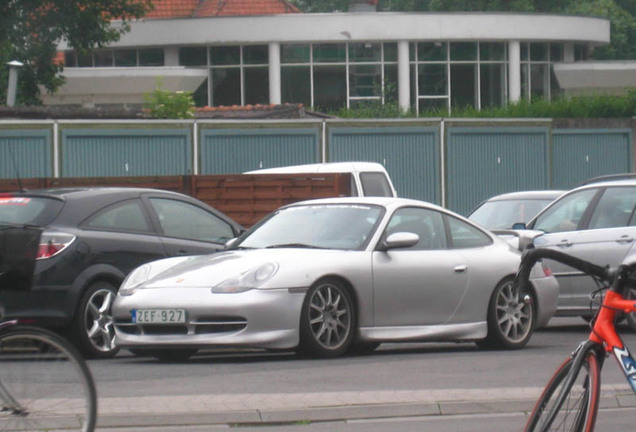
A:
[{"left": 245, "top": 162, "right": 397, "bottom": 197}]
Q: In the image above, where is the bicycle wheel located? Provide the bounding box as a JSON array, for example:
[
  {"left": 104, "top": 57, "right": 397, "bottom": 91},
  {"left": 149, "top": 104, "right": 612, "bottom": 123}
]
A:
[
  {"left": 0, "top": 326, "right": 97, "bottom": 432},
  {"left": 524, "top": 350, "right": 600, "bottom": 432}
]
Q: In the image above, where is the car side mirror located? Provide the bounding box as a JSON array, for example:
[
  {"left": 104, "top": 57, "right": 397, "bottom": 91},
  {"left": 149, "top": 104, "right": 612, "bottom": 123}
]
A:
[
  {"left": 512, "top": 222, "right": 527, "bottom": 230},
  {"left": 380, "top": 232, "right": 419, "bottom": 251}
]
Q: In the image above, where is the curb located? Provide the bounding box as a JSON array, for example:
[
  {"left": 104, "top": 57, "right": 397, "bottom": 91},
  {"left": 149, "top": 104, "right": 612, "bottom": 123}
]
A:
[{"left": 94, "top": 387, "right": 636, "bottom": 429}]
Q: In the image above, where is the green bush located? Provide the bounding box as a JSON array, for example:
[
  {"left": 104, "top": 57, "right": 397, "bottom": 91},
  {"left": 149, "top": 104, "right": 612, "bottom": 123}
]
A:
[
  {"left": 331, "top": 91, "right": 636, "bottom": 119},
  {"left": 144, "top": 80, "right": 195, "bottom": 119}
]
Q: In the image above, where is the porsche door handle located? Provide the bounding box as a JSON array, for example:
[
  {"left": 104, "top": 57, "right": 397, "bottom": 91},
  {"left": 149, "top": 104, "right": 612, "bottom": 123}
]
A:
[
  {"left": 557, "top": 239, "right": 572, "bottom": 247},
  {"left": 453, "top": 265, "right": 468, "bottom": 273}
]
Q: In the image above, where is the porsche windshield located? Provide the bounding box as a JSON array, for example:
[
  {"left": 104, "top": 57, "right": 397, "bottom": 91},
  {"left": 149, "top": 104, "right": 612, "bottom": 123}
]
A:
[{"left": 237, "top": 204, "right": 384, "bottom": 250}]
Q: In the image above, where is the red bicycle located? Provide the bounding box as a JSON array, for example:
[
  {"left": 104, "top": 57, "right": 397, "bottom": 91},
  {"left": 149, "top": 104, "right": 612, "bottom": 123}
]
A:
[{"left": 515, "top": 247, "right": 636, "bottom": 432}]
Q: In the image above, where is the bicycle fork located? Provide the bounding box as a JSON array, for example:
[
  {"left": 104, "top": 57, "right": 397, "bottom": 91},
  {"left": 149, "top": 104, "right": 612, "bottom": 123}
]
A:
[{"left": 541, "top": 340, "right": 604, "bottom": 430}]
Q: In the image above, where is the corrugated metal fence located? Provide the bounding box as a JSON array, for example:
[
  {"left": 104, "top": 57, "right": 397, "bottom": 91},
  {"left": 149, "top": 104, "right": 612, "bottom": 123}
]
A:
[{"left": 1, "top": 118, "right": 633, "bottom": 215}]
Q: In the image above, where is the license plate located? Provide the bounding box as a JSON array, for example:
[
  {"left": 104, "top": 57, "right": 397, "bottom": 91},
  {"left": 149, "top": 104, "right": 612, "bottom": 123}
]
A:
[{"left": 132, "top": 309, "right": 186, "bottom": 324}]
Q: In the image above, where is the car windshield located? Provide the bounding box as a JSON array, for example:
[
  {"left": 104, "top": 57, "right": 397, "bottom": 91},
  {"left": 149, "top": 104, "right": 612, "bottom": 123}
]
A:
[
  {"left": 236, "top": 204, "right": 384, "bottom": 250},
  {"left": 469, "top": 199, "right": 555, "bottom": 230},
  {"left": 0, "top": 196, "right": 63, "bottom": 226}
]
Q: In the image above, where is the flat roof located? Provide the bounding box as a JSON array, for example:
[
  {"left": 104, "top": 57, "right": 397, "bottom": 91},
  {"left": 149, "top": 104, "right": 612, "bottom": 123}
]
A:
[{"left": 61, "top": 12, "right": 609, "bottom": 49}]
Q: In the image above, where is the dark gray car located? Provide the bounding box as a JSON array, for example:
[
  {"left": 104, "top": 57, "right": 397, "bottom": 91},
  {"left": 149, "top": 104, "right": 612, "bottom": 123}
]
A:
[{"left": 0, "top": 187, "right": 243, "bottom": 358}]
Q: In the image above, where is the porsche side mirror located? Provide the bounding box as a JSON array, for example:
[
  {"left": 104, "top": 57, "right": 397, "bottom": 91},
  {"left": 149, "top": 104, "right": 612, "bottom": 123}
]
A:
[{"left": 380, "top": 232, "right": 419, "bottom": 251}]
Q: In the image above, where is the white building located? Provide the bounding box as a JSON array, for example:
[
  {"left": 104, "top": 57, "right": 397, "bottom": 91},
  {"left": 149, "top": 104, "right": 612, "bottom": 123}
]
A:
[{"left": 46, "top": 0, "right": 615, "bottom": 113}]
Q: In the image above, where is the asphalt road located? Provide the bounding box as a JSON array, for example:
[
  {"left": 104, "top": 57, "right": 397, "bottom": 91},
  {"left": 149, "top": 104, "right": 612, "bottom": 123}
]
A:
[{"left": 88, "top": 317, "right": 636, "bottom": 431}]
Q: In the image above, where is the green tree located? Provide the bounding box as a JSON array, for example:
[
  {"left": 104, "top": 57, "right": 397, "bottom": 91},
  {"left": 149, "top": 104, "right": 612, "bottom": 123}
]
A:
[{"left": 0, "top": 0, "right": 153, "bottom": 105}]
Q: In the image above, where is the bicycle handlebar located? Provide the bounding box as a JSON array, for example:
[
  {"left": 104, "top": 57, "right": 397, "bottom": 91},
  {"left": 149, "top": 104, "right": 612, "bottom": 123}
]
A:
[{"left": 513, "top": 247, "right": 612, "bottom": 294}]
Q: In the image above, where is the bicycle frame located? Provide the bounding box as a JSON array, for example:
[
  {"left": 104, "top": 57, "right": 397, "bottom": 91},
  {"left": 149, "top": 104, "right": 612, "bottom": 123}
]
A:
[{"left": 590, "top": 290, "right": 636, "bottom": 394}]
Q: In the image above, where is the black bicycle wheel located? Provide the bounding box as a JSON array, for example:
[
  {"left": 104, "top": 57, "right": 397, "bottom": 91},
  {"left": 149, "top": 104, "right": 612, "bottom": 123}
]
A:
[
  {"left": 524, "top": 350, "right": 600, "bottom": 432},
  {"left": 0, "top": 326, "right": 97, "bottom": 432}
]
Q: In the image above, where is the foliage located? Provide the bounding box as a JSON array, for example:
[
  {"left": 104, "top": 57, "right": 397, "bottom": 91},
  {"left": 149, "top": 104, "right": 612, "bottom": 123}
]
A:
[
  {"left": 564, "top": 0, "right": 636, "bottom": 60},
  {"left": 330, "top": 101, "right": 416, "bottom": 118},
  {"left": 0, "top": 0, "right": 153, "bottom": 105},
  {"left": 144, "top": 81, "right": 195, "bottom": 119},
  {"left": 331, "top": 91, "right": 636, "bottom": 119},
  {"left": 434, "top": 92, "right": 636, "bottom": 118}
]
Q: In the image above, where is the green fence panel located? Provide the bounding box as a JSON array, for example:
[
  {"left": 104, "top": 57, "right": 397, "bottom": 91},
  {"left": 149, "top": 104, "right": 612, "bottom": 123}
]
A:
[
  {"left": 328, "top": 126, "right": 440, "bottom": 203},
  {"left": 199, "top": 127, "right": 321, "bottom": 174},
  {"left": 62, "top": 128, "right": 192, "bottom": 177},
  {"left": 446, "top": 127, "right": 550, "bottom": 215},
  {"left": 0, "top": 130, "right": 52, "bottom": 179},
  {"left": 552, "top": 129, "right": 632, "bottom": 189}
]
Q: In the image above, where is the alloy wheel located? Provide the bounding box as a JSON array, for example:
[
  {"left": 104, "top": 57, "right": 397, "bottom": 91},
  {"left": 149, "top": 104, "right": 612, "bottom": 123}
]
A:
[
  {"left": 84, "top": 287, "right": 117, "bottom": 354},
  {"left": 495, "top": 280, "right": 533, "bottom": 344},
  {"left": 308, "top": 283, "right": 352, "bottom": 350}
]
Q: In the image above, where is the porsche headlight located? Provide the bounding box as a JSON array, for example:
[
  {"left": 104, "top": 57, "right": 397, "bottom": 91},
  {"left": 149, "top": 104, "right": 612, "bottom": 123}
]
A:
[
  {"left": 212, "top": 262, "right": 279, "bottom": 294},
  {"left": 119, "top": 264, "right": 152, "bottom": 296}
]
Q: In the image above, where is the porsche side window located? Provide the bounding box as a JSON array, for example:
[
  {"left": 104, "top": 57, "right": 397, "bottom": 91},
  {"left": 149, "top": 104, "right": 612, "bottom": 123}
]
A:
[
  {"left": 384, "top": 207, "right": 446, "bottom": 250},
  {"left": 84, "top": 200, "right": 151, "bottom": 232},
  {"left": 588, "top": 187, "right": 636, "bottom": 230},
  {"left": 532, "top": 189, "right": 597, "bottom": 233},
  {"left": 149, "top": 198, "right": 234, "bottom": 243},
  {"left": 446, "top": 217, "right": 491, "bottom": 249}
]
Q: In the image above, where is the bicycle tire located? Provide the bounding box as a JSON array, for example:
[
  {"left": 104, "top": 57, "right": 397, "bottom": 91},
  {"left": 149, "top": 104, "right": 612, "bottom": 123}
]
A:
[
  {"left": 524, "top": 350, "right": 600, "bottom": 432},
  {"left": 0, "top": 325, "right": 97, "bottom": 432}
]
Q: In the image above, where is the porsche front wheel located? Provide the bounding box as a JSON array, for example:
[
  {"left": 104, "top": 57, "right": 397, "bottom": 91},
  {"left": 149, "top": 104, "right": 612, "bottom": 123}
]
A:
[{"left": 298, "top": 278, "right": 355, "bottom": 358}]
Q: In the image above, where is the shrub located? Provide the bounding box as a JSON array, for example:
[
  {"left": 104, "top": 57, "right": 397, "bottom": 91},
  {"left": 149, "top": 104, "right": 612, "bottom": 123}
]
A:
[
  {"left": 144, "top": 80, "right": 195, "bottom": 119},
  {"left": 332, "top": 91, "right": 636, "bottom": 119}
]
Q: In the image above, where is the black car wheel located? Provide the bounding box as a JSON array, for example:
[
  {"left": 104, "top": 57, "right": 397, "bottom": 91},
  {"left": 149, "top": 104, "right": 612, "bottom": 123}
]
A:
[
  {"left": 73, "top": 281, "right": 120, "bottom": 359},
  {"left": 477, "top": 277, "right": 534, "bottom": 350},
  {"left": 298, "top": 278, "right": 355, "bottom": 358}
]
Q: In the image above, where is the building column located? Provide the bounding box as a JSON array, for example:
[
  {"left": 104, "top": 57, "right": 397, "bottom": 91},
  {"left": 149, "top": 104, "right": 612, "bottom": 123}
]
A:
[
  {"left": 269, "top": 42, "right": 281, "bottom": 105},
  {"left": 508, "top": 40, "right": 521, "bottom": 103},
  {"left": 563, "top": 42, "right": 575, "bottom": 62},
  {"left": 164, "top": 47, "right": 179, "bottom": 66},
  {"left": 397, "top": 40, "right": 410, "bottom": 112}
]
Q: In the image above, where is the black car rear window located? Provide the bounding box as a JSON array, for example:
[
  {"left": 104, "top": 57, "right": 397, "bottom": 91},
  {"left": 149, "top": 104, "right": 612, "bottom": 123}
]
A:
[{"left": 0, "top": 196, "right": 64, "bottom": 226}]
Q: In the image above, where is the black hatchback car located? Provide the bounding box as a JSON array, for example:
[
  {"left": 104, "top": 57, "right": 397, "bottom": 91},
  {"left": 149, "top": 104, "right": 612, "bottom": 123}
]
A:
[{"left": 0, "top": 187, "right": 243, "bottom": 358}]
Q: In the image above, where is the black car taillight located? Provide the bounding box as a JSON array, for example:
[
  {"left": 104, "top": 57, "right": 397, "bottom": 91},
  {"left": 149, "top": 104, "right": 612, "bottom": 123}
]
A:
[{"left": 36, "top": 232, "right": 76, "bottom": 260}]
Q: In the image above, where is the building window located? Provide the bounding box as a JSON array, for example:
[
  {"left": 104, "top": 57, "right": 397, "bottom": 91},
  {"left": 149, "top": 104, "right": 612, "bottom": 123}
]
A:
[
  {"left": 520, "top": 42, "right": 564, "bottom": 101},
  {"left": 139, "top": 49, "right": 164, "bottom": 66},
  {"left": 279, "top": 42, "right": 397, "bottom": 111},
  {"left": 411, "top": 41, "right": 508, "bottom": 115},
  {"left": 114, "top": 50, "right": 137, "bottom": 67},
  {"left": 314, "top": 65, "right": 347, "bottom": 110},
  {"left": 179, "top": 47, "right": 207, "bottom": 66},
  {"left": 65, "top": 48, "right": 165, "bottom": 67},
  {"left": 205, "top": 45, "right": 269, "bottom": 107}
]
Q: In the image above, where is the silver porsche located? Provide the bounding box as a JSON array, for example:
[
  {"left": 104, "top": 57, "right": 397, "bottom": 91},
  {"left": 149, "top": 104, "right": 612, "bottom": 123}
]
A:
[{"left": 113, "top": 197, "right": 558, "bottom": 360}]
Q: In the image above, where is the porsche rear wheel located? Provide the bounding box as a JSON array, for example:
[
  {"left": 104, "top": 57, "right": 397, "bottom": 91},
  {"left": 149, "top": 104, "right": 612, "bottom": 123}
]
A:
[{"left": 298, "top": 278, "right": 355, "bottom": 358}]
